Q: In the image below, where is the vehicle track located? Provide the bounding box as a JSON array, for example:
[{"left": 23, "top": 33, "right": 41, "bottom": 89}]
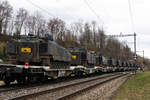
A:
[{"left": 4, "top": 72, "right": 128, "bottom": 100}]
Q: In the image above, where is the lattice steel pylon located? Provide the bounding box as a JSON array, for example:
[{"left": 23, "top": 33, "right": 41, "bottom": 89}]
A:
[{"left": 107, "top": 32, "right": 137, "bottom": 60}]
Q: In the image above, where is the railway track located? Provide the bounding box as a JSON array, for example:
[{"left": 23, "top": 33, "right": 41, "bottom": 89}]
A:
[
  {"left": 57, "top": 73, "right": 129, "bottom": 100},
  {"left": 1, "top": 72, "right": 129, "bottom": 100},
  {"left": 0, "top": 74, "right": 97, "bottom": 93},
  {"left": 0, "top": 83, "right": 45, "bottom": 93},
  {"left": 0, "top": 76, "right": 79, "bottom": 97},
  {"left": 0, "top": 83, "right": 23, "bottom": 93}
]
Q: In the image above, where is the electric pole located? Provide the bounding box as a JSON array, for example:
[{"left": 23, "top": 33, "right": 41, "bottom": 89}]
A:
[
  {"left": 107, "top": 32, "right": 137, "bottom": 60},
  {"left": 134, "top": 32, "right": 136, "bottom": 60}
]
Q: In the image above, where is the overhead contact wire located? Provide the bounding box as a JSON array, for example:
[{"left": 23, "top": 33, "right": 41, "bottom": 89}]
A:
[{"left": 25, "top": 0, "right": 55, "bottom": 18}]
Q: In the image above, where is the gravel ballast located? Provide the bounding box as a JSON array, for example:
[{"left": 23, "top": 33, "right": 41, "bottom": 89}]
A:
[
  {"left": 65, "top": 74, "right": 130, "bottom": 100},
  {"left": 0, "top": 73, "right": 116, "bottom": 100}
]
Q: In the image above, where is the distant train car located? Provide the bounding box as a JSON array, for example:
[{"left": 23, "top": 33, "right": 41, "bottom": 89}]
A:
[
  {"left": 125, "top": 61, "right": 130, "bottom": 71},
  {"left": 101, "top": 56, "right": 110, "bottom": 72},
  {"left": 94, "top": 52, "right": 103, "bottom": 73},
  {"left": 129, "top": 60, "right": 136, "bottom": 71},
  {"left": 112, "top": 58, "right": 118, "bottom": 71},
  {"left": 69, "top": 47, "right": 88, "bottom": 75},
  {"left": 87, "top": 52, "right": 96, "bottom": 67},
  {"left": 95, "top": 52, "right": 102, "bottom": 66},
  {"left": 122, "top": 61, "right": 127, "bottom": 71},
  {"left": 69, "top": 47, "right": 97, "bottom": 74},
  {"left": 117, "top": 60, "right": 122, "bottom": 71},
  {"left": 86, "top": 51, "right": 97, "bottom": 74},
  {"left": 69, "top": 47, "right": 88, "bottom": 66}
]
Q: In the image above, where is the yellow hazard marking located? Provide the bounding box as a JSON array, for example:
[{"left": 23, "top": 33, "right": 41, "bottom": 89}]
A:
[
  {"left": 72, "top": 55, "right": 77, "bottom": 59},
  {"left": 21, "top": 48, "right": 31, "bottom": 53}
]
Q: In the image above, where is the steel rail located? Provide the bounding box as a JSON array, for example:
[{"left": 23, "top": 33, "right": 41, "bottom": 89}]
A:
[{"left": 8, "top": 72, "right": 125, "bottom": 100}]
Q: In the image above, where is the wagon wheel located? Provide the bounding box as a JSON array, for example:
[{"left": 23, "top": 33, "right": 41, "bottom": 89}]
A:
[
  {"left": 4, "top": 78, "right": 11, "bottom": 85},
  {"left": 17, "top": 78, "right": 24, "bottom": 84}
]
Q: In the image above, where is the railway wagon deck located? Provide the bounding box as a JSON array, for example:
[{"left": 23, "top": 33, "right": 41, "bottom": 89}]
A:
[{"left": 0, "top": 64, "right": 73, "bottom": 84}]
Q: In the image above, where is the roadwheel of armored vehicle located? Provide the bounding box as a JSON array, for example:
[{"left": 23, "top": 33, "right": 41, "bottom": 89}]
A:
[
  {"left": 77, "top": 71, "right": 86, "bottom": 77},
  {"left": 4, "top": 80, "right": 11, "bottom": 85},
  {"left": 17, "top": 77, "right": 27, "bottom": 85},
  {"left": 18, "top": 76, "right": 29, "bottom": 85},
  {"left": 17, "top": 79, "right": 23, "bottom": 84},
  {"left": 16, "top": 76, "right": 26, "bottom": 84},
  {"left": 27, "top": 76, "right": 38, "bottom": 84},
  {"left": 3, "top": 74, "right": 13, "bottom": 85},
  {"left": 3, "top": 77, "right": 11, "bottom": 85}
]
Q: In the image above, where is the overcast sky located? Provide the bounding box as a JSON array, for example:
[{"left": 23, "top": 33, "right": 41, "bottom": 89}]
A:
[{"left": 4, "top": 0, "right": 150, "bottom": 58}]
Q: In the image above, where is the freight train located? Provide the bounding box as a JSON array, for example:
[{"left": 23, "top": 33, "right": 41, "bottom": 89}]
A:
[{"left": 0, "top": 34, "right": 138, "bottom": 85}]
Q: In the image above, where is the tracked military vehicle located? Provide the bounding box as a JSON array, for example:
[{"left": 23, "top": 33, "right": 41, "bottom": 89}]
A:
[
  {"left": 0, "top": 34, "right": 72, "bottom": 84},
  {"left": 6, "top": 34, "right": 71, "bottom": 69}
]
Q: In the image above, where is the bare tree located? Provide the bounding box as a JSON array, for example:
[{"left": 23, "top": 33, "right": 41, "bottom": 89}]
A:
[
  {"left": 0, "top": 1, "right": 13, "bottom": 35},
  {"left": 7, "top": 16, "right": 15, "bottom": 35},
  {"left": 79, "top": 22, "right": 92, "bottom": 49},
  {"left": 15, "top": 8, "right": 28, "bottom": 36},
  {"left": 24, "top": 15, "right": 35, "bottom": 35},
  {"left": 70, "top": 20, "right": 84, "bottom": 37},
  {"left": 47, "top": 18, "right": 66, "bottom": 40},
  {"left": 91, "top": 21, "right": 97, "bottom": 49},
  {"left": 34, "top": 12, "right": 47, "bottom": 37},
  {"left": 96, "top": 29, "right": 105, "bottom": 51}
]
